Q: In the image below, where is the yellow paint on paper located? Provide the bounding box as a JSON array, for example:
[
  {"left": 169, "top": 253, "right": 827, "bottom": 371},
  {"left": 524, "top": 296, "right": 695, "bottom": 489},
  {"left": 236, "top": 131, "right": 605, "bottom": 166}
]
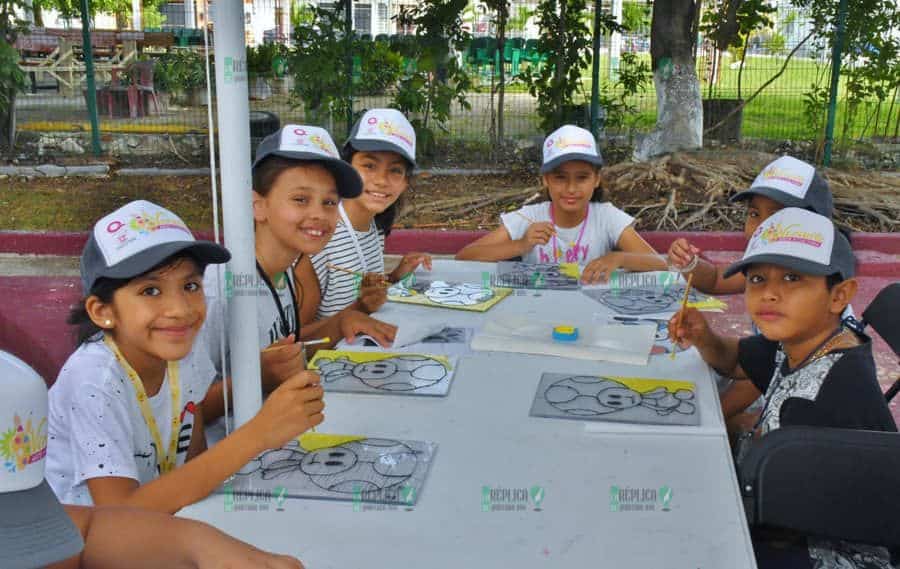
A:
[
  {"left": 559, "top": 263, "right": 581, "bottom": 279},
  {"left": 687, "top": 296, "right": 728, "bottom": 311},
  {"left": 298, "top": 433, "right": 366, "bottom": 451},
  {"left": 307, "top": 350, "right": 453, "bottom": 371},
  {"left": 388, "top": 286, "right": 513, "bottom": 313},
  {"left": 607, "top": 376, "right": 696, "bottom": 393}
]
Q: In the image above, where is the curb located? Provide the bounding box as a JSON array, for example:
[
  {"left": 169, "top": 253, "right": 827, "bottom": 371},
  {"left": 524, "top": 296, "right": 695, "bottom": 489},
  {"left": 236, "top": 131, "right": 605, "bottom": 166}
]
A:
[{"left": 0, "top": 164, "right": 110, "bottom": 177}]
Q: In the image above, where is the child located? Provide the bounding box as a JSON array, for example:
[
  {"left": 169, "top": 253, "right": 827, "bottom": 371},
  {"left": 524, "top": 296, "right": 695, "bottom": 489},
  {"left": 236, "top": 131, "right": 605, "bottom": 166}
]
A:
[
  {"left": 455, "top": 124, "right": 659, "bottom": 283},
  {"left": 199, "top": 125, "right": 399, "bottom": 431},
  {"left": 668, "top": 156, "right": 841, "bottom": 431},
  {"left": 667, "top": 155, "right": 833, "bottom": 295},
  {"left": 0, "top": 350, "right": 304, "bottom": 569},
  {"left": 298, "top": 109, "right": 432, "bottom": 321},
  {"left": 669, "top": 208, "right": 896, "bottom": 569},
  {"left": 46, "top": 200, "right": 325, "bottom": 514}
]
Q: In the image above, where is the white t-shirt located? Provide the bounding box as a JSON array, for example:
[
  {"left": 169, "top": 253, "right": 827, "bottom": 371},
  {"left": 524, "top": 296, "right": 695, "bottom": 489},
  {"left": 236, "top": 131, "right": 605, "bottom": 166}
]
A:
[
  {"left": 311, "top": 219, "right": 385, "bottom": 319},
  {"left": 199, "top": 263, "right": 299, "bottom": 377},
  {"left": 196, "top": 263, "right": 299, "bottom": 445},
  {"left": 500, "top": 202, "right": 634, "bottom": 265},
  {"left": 46, "top": 338, "right": 214, "bottom": 505}
]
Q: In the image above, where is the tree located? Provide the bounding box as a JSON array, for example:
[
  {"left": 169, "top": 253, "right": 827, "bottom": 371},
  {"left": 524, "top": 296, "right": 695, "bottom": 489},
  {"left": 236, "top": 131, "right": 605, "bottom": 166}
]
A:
[
  {"left": 483, "top": 0, "right": 509, "bottom": 146},
  {"left": 392, "top": 0, "right": 472, "bottom": 155},
  {"left": 0, "top": 0, "right": 28, "bottom": 155},
  {"left": 701, "top": 0, "right": 775, "bottom": 99},
  {"left": 622, "top": 1, "right": 650, "bottom": 32},
  {"left": 633, "top": 0, "right": 702, "bottom": 160}
]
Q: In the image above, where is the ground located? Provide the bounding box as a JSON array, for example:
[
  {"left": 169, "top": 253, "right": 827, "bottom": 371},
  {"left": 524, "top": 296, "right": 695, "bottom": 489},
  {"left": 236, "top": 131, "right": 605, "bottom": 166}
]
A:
[{"left": 2, "top": 150, "right": 897, "bottom": 233}]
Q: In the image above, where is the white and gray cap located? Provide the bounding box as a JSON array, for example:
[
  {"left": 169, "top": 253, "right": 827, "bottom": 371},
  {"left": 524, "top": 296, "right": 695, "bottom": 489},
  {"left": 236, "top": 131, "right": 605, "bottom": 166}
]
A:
[
  {"left": 0, "top": 351, "right": 85, "bottom": 569},
  {"left": 724, "top": 207, "right": 854, "bottom": 280},
  {"left": 80, "top": 200, "right": 230, "bottom": 294},
  {"left": 345, "top": 108, "right": 416, "bottom": 168},
  {"left": 253, "top": 124, "right": 364, "bottom": 198},
  {"left": 730, "top": 156, "right": 833, "bottom": 217},
  {"left": 540, "top": 124, "right": 604, "bottom": 174}
]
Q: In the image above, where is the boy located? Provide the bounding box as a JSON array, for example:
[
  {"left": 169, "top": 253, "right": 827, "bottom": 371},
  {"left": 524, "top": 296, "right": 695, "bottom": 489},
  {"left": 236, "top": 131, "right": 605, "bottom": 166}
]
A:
[{"left": 669, "top": 208, "right": 896, "bottom": 569}]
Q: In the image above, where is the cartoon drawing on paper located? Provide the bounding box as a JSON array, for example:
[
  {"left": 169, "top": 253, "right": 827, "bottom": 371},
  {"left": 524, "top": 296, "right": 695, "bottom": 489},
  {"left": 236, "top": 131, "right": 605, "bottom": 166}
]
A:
[
  {"left": 224, "top": 437, "right": 437, "bottom": 504},
  {"left": 421, "top": 327, "right": 471, "bottom": 344},
  {"left": 316, "top": 355, "right": 448, "bottom": 391},
  {"left": 495, "top": 262, "right": 580, "bottom": 290},
  {"left": 237, "top": 438, "right": 418, "bottom": 493},
  {"left": 387, "top": 280, "right": 512, "bottom": 312},
  {"left": 544, "top": 376, "right": 696, "bottom": 417},
  {"left": 307, "top": 351, "right": 455, "bottom": 396},
  {"left": 530, "top": 373, "right": 700, "bottom": 426},
  {"left": 588, "top": 287, "right": 683, "bottom": 315}
]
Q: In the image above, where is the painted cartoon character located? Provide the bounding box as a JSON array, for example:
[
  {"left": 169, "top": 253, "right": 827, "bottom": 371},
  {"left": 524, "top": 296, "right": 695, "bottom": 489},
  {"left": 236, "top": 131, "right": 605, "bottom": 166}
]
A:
[
  {"left": 315, "top": 355, "right": 449, "bottom": 391},
  {"left": 544, "top": 376, "right": 696, "bottom": 417},
  {"left": 424, "top": 282, "right": 494, "bottom": 306},
  {"left": 499, "top": 263, "right": 579, "bottom": 290},
  {"left": 591, "top": 287, "right": 683, "bottom": 315},
  {"left": 237, "top": 438, "right": 419, "bottom": 494}
]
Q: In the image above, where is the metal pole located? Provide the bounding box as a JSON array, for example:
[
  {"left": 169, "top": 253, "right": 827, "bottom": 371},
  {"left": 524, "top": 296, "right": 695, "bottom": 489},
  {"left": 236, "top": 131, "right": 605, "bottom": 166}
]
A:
[
  {"left": 78, "top": 0, "right": 102, "bottom": 156},
  {"left": 345, "top": 0, "right": 354, "bottom": 136},
  {"left": 590, "top": 0, "right": 602, "bottom": 137},
  {"left": 823, "top": 0, "right": 848, "bottom": 167},
  {"left": 213, "top": 0, "right": 263, "bottom": 427}
]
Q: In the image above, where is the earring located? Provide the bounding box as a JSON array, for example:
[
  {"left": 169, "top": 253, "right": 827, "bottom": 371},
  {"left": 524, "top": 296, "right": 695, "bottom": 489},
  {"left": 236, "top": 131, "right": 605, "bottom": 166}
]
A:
[{"left": 104, "top": 320, "right": 112, "bottom": 327}]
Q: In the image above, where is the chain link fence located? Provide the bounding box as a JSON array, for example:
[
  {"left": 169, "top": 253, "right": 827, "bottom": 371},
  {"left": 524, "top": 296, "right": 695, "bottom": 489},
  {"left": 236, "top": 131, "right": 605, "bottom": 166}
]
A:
[{"left": 11, "top": 0, "right": 900, "bottom": 160}]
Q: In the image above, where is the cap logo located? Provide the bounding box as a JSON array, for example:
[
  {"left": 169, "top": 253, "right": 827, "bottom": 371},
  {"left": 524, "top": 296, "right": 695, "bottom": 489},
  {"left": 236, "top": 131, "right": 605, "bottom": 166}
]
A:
[
  {"left": 553, "top": 136, "right": 593, "bottom": 152},
  {"left": 751, "top": 222, "right": 824, "bottom": 251},
  {"left": 293, "top": 128, "right": 307, "bottom": 136},
  {"left": 761, "top": 165, "right": 806, "bottom": 188},
  {"left": 1, "top": 413, "right": 47, "bottom": 473},
  {"left": 362, "top": 117, "right": 414, "bottom": 148}
]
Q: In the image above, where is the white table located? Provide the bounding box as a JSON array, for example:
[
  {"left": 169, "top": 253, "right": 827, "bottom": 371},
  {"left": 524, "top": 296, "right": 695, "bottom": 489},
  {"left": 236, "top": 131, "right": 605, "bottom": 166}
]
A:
[{"left": 181, "top": 261, "right": 757, "bottom": 568}]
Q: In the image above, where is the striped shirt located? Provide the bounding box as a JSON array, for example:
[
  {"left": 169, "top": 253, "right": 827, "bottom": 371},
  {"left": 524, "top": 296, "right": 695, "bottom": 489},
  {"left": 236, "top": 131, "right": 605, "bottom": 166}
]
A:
[{"left": 311, "top": 219, "right": 385, "bottom": 319}]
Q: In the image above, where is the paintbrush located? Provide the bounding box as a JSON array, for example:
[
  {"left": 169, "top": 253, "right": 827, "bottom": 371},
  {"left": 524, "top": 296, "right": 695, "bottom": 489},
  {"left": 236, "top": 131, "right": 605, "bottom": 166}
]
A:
[
  {"left": 670, "top": 273, "right": 694, "bottom": 360},
  {"left": 326, "top": 263, "right": 391, "bottom": 288},
  {"left": 515, "top": 211, "right": 557, "bottom": 235},
  {"left": 262, "top": 337, "right": 331, "bottom": 352}
]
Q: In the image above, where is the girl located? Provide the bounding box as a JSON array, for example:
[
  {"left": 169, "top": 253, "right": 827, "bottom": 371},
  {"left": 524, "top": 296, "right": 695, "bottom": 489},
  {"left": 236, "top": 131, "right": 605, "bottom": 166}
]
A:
[
  {"left": 199, "top": 125, "right": 398, "bottom": 432},
  {"left": 455, "top": 124, "right": 659, "bottom": 283},
  {"left": 46, "top": 200, "right": 325, "bottom": 514},
  {"left": 297, "top": 109, "right": 432, "bottom": 322}
]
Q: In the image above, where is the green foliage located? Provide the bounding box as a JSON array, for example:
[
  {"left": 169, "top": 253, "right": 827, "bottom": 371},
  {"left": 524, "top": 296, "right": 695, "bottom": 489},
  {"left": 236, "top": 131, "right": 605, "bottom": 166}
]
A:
[
  {"left": 507, "top": 5, "right": 533, "bottom": 35},
  {"left": 598, "top": 51, "right": 651, "bottom": 137},
  {"left": 0, "top": 40, "right": 24, "bottom": 112},
  {"left": 392, "top": 0, "right": 472, "bottom": 155},
  {"left": 519, "top": 0, "right": 623, "bottom": 132},
  {"left": 701, "top": 0, "right": 775, "bottom": 52},
  {"left": 156, "top": 50, "right": 208, "bottom": 92},
  {"left": 288, "top": 2, "right": 402, "bottom": 120},
  {"left": 622, "top": 1, "right": 650, "bottom": 32},
  {"left": 247, "top": 43, "right": 287, "bottom": 75}
]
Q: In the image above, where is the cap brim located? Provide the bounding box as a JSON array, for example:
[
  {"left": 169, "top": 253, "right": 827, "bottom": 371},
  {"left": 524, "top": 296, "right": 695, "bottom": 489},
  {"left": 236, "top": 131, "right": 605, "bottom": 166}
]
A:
[
  {"left": 540, "top": 152, "right": 604, "bottom": 174},
  {"left": 253, "top": 151, "right": 363, "bottom": 198},
  {"left": 723, "top": 253, "right": 837, "bottom": 279},
  {"left": 99, "top": 241, "right": 231, "bottom": 282},
  {"left": 0, "top": 480, "right": 84, "bottom": 569},
  {"left": 729, "top": 186, "right": 807, "bottom": 208},
  {"left": 346, "top": 138, "right": 416, "bottom": 168}
]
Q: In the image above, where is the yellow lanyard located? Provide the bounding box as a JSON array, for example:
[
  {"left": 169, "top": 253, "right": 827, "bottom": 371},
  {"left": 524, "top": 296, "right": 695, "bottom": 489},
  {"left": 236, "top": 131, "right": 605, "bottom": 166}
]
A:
[{"left": 103, "top": 336, "right": 182, "bottom": 474}]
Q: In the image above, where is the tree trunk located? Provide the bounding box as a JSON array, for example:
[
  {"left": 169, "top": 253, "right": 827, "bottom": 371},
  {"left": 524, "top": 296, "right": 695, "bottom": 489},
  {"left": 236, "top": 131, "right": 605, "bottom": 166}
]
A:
[
  {"left": 737, "top": 33, "right": 750, "bottom": 100},
  {"left": 634, "top": 0, "right": 702, "bottom": 161},
  {"left": 2, "top": 89, "right": 17, "bottom": 157},
  {"left": 497, "top": 11, "right": 506, "bottom": 144}
]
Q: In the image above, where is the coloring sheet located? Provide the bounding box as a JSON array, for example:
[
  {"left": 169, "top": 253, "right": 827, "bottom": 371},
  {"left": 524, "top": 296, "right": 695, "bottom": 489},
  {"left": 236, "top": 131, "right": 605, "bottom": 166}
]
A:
[
  {"left": 387, "top": 279, "right": 512, "bottom": 312},
  {"left": 582, "top": 271, "right": 727, "bottom": 319},
  {"left": 347, "top": 327, "right": 476, "bottom": 357},
  {"left": 530, "top": 373, "right": 699, "bottom": 426},
  {"left": 608, "top": 316, "right": 686, "bottom": 358},
  {"left": 495, "top": 262, "right": 581, "bottom": 291},
  {"left": 308, "top": 350, "right": 457, "bottom": 396},
  {"left": 471, "top": 315, "right": 656, "bottom": 365},
  {"left": 222, "top": 435, "right": 436, "bottom": 505}
]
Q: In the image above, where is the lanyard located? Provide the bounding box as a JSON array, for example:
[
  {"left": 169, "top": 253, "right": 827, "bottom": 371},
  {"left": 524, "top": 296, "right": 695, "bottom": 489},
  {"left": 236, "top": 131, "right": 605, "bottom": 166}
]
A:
[
  {"left": 256, "top": 261, "right": 299, "bottom": 341},
  {"left": 103, "top": 335, "right": 181, "bottom": 474},
  {"left": 338, "top": 202, "right": 369, "bottom": 272},
  {"left": 549, "top": 203, "right": 589, "bottom": 263}
]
